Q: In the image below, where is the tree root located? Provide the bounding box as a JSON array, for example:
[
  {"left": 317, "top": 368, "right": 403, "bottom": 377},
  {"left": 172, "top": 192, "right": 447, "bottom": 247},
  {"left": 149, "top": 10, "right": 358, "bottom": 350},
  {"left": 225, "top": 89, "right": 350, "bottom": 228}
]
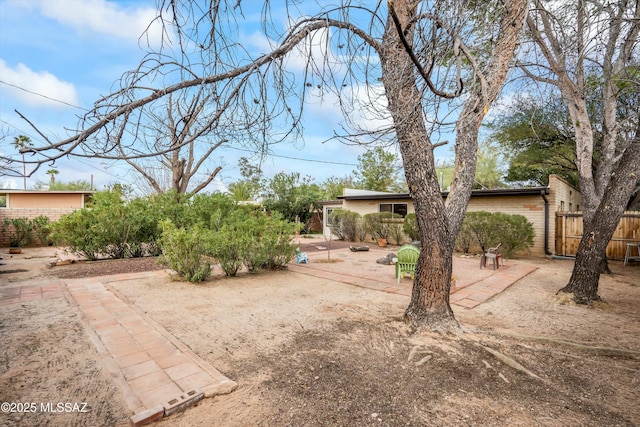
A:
[
  {"left": 496, "top": 332, "right": 639, "bottom": 359},
  {"left": 480, "top": 345, "right": 541, "bottom": 379}
]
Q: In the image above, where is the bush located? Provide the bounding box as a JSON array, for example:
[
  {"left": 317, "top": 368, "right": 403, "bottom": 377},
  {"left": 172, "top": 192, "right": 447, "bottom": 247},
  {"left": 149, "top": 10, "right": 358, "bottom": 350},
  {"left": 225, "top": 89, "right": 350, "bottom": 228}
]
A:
[
  {"left": 255, "top": 212, "right": 297, "bottom": 270},
  {"left": 402, "top": 213, "right": 420, "bottom": 241},
  {"left": 2, "top": 217, "right": 34, "bottom": 247},
  {"left": 31, "top": 215, "right": 52, "bottom": 246},
  {"left": 51, "top": 190, "right": 297, "bottom": 281},
  {"left": 363, "top": 212, "right": 401, "bottom": 241},
  {"left": 455, "top": 220, "right": 474, "bottom": 254},
  {"left": 51, "top": 209, "right": 103, "bottom": 260},
  {"left": 159, "top": 220, "right": 211, "bottom": 282},
  {"left": 328, "top": 210, "right": 361, "bottom": 241},
  {"left": 388, "top": 221, "right": 405, "bottom": 245},
  {"left": 462, "top": 211, "right": 499, "bottom": 253},
  {"left": 493, "top": 212, "right": 535, "bottom": 257},
  {"left": 458, "top": 211, "right": 535, "bottom": 257},
  {"left": 202, "top": 207, "right": 295, "bottom": 277}
]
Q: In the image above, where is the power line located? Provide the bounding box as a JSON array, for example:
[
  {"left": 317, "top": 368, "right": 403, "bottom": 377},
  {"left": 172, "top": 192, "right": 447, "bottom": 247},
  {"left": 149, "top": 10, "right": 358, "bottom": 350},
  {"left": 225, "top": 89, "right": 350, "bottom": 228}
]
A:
[
  {"left": 0, "top": 80, "right": 86, "bottom": 110},
  {"left": 226, "top": 145, "right": 358, "bottom": 167},
  {"left": 1, "top": 82, "right": 359, "bottom": 167}
]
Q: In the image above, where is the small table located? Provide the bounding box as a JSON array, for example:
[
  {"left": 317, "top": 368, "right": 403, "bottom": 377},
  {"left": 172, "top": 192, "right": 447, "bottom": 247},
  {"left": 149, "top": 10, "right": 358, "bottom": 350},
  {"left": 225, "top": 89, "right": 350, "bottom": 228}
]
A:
[{"left": 624, "top": 243, "right": 640, "bottom": 266}]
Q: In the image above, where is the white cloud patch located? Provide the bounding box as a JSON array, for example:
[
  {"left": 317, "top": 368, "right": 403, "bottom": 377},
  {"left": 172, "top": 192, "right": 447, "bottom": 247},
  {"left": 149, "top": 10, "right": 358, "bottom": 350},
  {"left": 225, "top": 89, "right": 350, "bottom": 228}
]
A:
[
  {"left": 0, "top": 60, "right": 79, "bottom": 108},
  {"left": 13, "top": 0, "right": 161, "bottom": 44}
]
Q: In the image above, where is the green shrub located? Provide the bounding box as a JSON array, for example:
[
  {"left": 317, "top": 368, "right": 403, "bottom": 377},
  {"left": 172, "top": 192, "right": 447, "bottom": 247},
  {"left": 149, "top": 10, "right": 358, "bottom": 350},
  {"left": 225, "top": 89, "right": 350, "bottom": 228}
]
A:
[
  {"left": 206, "top": 208, "right": 295, "bottom": 276},
  {"left": 257, "top": 212, "right": 297, "bottom": 270},
  {"left": 363, "top": 212, "right": 401, "bottom": 241},
  {"left": 52, "top": 190, "right": 157, "bottom": 260},
  {"left": 328, "top": 210, "right": 361, "bottom": 241},
  {"left": 159, "top": 220, "right": 211, "bottom": 282},
  {"left": 209, "top": 221, "right": 246, "bottom": 277},
  {"left": 51, "top": 209, "right": 103, "bottom": 260},
  {"left": 2, "top": 217, "right": 34, "bottom": 247},
  {"left": 493, "top": 212, "right": 535, "bottom": 257},
  {"left": 51, "top": 190, "right": 297, "bottom": 280},
  {"left": 463, "top": 211, "right": 499, "bottom": 253},
  {"left": 458, "top": 211, "right": 535, "bottom": 257},
  {"left": 31, "top": 215, "right": 52, "bottom": 246},
  {"left": 388, "top": 221, "right": 405, "bottom": 245},
  {"left": 455, "top": 220, "right": 474, "bottom": 254},
  {"left": 402, "top": 213, "right": 420, "bottom": 241}
]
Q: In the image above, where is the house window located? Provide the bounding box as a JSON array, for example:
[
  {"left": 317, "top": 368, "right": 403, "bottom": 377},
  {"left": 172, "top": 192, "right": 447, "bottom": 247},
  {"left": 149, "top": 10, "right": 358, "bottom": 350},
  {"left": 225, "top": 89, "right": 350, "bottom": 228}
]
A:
[
  {"left": 0, "top": 194, "right": 6, "bottom": 208},
  {"left": 379, "top": 203, "right": 408, "bottom": 217}
]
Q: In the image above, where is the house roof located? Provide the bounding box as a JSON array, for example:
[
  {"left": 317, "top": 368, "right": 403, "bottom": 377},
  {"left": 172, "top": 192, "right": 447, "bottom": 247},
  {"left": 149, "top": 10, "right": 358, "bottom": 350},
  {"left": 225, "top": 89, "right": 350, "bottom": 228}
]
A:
[
  {"left": 337, "top": 186, "right": 549, "bottom": 201},
  {"left": 0, "top": 189, "right": 96, "bottom": 194}
]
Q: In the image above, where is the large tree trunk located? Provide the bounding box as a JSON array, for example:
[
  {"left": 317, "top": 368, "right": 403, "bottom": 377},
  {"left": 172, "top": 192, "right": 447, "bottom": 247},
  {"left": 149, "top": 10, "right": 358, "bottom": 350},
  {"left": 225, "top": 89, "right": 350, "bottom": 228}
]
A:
[
  {"left": 381, "top": 0, "right": 455, "bottom": 329},
  {"left": 559, "top": 125, "right": 640, "bottom": 303},
  {"left": 381, "top": 0, "right": 527, "bottom": 331},
  {"left": 527, "top": 0, "right": 640, "bottom": 303}
]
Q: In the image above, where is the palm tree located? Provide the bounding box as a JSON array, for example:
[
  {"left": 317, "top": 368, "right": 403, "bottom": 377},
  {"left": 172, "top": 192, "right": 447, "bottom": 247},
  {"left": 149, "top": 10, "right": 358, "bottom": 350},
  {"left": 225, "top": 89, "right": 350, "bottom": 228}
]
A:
[
  {"left": 46, "top": 169, "right": 59, "bottom": 187},
  {"left": 13, "top": 135, "right": 33, "bottom": 190}
]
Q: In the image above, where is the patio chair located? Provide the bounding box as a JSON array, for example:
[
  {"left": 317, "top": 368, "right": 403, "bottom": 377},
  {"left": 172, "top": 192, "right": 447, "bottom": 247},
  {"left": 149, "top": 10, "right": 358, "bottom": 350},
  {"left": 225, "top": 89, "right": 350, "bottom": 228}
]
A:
[
  {"left": 480, "top": 243, "right": 503, "bottom": 270},
  {"left": 395, "top": 244, "right": 420, "bottom": 283},
  {"left": 296, "top": 247, "right": 309, "bottom": 264}
]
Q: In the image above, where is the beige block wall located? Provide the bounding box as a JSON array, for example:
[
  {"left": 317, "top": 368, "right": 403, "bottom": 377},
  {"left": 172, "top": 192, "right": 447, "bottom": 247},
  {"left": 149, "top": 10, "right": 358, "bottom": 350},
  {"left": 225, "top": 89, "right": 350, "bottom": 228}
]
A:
[
  {"left": 466, "top": 196, "right": 546, "bottom": 256},
  {"left": 7, "top": 193, "right": 86, "bottom": 209},
  {"left": 0, "top": 208, "right": 74, "bottom": 247}
]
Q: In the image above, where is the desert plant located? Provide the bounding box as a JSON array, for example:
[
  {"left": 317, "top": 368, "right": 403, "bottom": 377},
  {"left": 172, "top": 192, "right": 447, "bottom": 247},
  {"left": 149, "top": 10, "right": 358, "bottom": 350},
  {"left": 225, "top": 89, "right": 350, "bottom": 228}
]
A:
[
  {"left": 31, "top": 215, "right": 52, "bottom": 246},
  {"left": 259, "top": 212, "right": 297, "bottom": 270},
  {"left": 402, "top": 213, "right": 420, "bottom": 241},
  {"left": 493, "top": 212, "right": 535, "bottom": 257},
  {"left": 464, "top": 211, "right": 499, "bottom": 252},
  {"left": 356, "top": 221, "right": 368, "bottom": 242},
  {"left": 455, "top": 220, "right": 474, "bottom": 254},
  {"left": 362, "top": 212, "right": 399, "bottom": 241},
  {"left": 159, "top": 220, "right": 211, "bottom": 282},
  {"left": 3, "top": 217, "right": 34, "bottom": 247},
  {"left": 389, "top": 221, "right": 405, "bottom": 245},
  {"left": 328, "top": 209, "right": 361, "bottom": 241},
  {"left": 459, "top": 211, "right": 535, "bottom": 257},
  {"left": 51, "top": 209, "right": 103, "bottom": 260}
]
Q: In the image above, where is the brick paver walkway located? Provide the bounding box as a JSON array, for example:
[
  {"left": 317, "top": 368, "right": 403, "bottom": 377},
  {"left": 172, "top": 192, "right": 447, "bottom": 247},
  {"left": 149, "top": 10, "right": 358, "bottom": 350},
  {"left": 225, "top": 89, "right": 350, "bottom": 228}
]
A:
[
  {"left": 62, "top": 271, "right": 236, "bottom": 425},
  {"left": 0, "top": 283, "right": 64, "bottom": 305}
]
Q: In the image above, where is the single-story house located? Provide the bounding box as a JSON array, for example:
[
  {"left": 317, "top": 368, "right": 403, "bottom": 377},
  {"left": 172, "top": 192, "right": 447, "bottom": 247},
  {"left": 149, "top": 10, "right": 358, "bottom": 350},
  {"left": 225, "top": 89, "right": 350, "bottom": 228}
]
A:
[
  {"left": 0, "top": 189, "right": 94, "bottom": 246},
  {"left": 321, "top": 174, "right": 581, "bottom": 257}
]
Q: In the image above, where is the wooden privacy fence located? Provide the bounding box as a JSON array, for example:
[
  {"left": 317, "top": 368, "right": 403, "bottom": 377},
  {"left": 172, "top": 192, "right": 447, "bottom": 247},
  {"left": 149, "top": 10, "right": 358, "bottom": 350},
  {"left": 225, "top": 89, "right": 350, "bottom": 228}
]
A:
[{"left": 555, "top": 211, "right": 640, "bottom": 259}]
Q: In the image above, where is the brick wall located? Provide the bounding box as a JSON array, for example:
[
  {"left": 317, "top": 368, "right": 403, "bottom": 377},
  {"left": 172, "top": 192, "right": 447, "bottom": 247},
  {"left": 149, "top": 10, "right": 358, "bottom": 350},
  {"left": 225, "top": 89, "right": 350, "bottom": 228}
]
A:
[{"left": 0, "top": 208, "right": 75, "bottom": 247}]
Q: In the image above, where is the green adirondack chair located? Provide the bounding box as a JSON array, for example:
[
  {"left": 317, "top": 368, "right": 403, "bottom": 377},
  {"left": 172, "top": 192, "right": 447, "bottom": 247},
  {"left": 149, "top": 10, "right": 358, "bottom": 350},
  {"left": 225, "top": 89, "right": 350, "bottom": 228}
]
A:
[{"left": 395, "top": 244, "right": 420, "bottom": 283}]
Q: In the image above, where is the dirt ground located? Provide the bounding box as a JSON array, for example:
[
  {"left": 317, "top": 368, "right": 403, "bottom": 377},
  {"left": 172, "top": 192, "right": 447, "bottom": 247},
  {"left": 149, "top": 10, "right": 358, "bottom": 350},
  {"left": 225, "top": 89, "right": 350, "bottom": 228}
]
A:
[{"left": 0, "top": 244, "right": 639, "bottom": 427}]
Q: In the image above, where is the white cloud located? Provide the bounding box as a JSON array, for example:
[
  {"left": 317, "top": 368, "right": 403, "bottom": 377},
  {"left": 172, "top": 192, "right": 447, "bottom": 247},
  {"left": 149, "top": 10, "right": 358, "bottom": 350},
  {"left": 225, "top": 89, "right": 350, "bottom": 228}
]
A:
[
  {"left": 0, "top": 60, "right": 79, "bottom": 108},
  {"left": 12, "top": 0, "right": 161, "bottom": 43}
]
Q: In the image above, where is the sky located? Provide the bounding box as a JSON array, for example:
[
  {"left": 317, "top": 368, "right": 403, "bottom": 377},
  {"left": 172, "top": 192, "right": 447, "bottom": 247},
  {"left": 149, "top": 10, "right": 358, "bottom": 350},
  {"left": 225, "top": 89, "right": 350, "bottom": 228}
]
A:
[{"left": 0, "top": 0, "right": 452, "bottom": 194}]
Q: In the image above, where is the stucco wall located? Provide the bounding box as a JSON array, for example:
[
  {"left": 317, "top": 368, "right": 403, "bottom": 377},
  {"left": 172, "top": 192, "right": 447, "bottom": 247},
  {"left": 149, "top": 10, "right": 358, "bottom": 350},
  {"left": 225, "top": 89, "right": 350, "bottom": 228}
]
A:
[{"left": 6, "top": 192, "right": 86, "bottom": 209}]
